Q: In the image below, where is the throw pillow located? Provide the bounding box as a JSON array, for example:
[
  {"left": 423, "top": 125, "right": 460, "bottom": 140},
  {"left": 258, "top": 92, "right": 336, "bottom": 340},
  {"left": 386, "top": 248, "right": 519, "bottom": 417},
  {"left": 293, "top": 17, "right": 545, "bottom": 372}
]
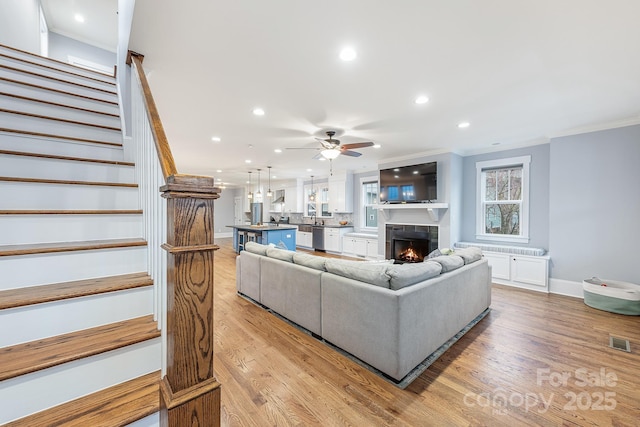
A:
[{"left": 386, "top": 261, "right": 443, "bottom": 290}]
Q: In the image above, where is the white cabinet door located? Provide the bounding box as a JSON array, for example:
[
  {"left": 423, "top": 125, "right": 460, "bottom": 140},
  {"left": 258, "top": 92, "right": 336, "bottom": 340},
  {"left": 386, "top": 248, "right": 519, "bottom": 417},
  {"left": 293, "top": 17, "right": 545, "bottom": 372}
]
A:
[
  {"left": 365, "top": 238, "right": 378, "bottom": 259},
  {"left": 342, "top": 237, "right": 355, "bottom": 255},
  {"left": 324, "top": 228, "right": 341, "bottom": 252},
  {"left": 328, "top": 172, "right": 353, "bottom": 213},
  {"left": 483, "top": 252, "right": 510, "bottom": 280},
  {"left": 511, "top": 256, "right": 548, "bottom": 287}
]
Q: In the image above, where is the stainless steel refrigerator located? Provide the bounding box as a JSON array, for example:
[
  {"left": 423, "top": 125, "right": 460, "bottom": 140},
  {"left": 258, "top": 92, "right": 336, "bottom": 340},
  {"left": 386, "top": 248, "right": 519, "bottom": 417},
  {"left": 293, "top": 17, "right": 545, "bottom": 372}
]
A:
[{"left": 250, "top": 203, "right": 263, "bottom": 225}]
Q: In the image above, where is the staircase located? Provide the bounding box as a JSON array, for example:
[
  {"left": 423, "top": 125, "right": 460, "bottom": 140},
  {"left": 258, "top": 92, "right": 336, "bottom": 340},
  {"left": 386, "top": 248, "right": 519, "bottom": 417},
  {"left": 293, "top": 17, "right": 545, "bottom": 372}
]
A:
[{"left": 0, "top": 45, "right": 161, "bottom": 425}]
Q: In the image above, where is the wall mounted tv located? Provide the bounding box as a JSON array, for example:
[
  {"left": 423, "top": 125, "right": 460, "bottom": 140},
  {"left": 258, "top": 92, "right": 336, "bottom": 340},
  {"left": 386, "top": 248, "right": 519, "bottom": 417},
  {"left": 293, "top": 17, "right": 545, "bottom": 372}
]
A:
[{"left": 379, "top": 162, "right": 437, "bottom": 203}]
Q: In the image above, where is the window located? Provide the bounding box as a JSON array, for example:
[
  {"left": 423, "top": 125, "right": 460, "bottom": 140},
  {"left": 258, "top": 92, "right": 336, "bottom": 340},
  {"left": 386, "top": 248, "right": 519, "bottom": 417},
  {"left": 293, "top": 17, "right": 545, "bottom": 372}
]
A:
[
  {"left": 362, "top": 178, "right": 378, "bottom": 229},
  {"left": 476, "top": 156, "right": 530, "bottom": 243}
]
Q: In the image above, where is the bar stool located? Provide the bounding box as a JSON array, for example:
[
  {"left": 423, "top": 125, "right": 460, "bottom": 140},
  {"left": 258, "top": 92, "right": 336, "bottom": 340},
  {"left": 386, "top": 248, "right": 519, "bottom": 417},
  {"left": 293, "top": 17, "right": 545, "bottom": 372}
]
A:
[{"left": 237, "top": 231, "right": 247, "bottom": 253}]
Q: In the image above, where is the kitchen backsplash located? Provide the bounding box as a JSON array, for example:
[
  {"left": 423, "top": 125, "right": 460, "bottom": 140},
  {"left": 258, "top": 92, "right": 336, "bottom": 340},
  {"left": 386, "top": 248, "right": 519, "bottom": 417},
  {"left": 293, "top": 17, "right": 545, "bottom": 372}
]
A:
[{"left": 288, "top": 212, "right": 354, "bottom": 226}]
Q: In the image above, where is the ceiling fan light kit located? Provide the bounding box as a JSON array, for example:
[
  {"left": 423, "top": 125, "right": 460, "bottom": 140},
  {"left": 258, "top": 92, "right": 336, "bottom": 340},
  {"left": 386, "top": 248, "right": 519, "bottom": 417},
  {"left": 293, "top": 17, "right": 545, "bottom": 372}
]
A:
[
  {"left": 321, "top": 149, "right": 341, "bottom": 159},
  {"left": 286, "top": 130, "right": 375, "bottom": 161}
]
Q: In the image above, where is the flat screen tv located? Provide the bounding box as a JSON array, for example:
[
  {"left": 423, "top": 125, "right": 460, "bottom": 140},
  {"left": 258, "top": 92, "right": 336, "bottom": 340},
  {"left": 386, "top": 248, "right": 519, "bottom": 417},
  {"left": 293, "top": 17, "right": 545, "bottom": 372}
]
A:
[{"left": 379, "top": 162, "right": 437, "bottom": 203}]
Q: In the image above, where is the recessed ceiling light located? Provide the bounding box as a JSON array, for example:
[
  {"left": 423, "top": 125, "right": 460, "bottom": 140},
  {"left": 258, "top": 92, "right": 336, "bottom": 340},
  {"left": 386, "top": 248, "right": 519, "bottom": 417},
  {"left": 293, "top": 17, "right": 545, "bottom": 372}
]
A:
[
  {"left": 458, "top": 122, "right": 470, "bottom": 129},
  {"left": 252, "top": 108, "right": 265, "bottom": 116},
  {"left": 339, "top": 47, "right": 357, "bottom": 61},
  {"left": 211, "top": 136, "right": 221, "bottom": 142},
  {"left": 373, "top": 144, "right": 381, "bottom": 149},
  {"left": 216, "top": 169, "right": 222, "bottom": 173},
  {"left": 74, "top": 14, "right": 85, "bottom": 23},
  {"left": 415, "top": 95, "right": 429, "bottom": 105},
  {"left": 274, "top": 148, "right": 282, "bottom": 153},
  {"left": 306, "top": 168, "right": 313, "bottom": 172},
  {"left": 245, "top": 159, "right": 252, "bottom": 164}
]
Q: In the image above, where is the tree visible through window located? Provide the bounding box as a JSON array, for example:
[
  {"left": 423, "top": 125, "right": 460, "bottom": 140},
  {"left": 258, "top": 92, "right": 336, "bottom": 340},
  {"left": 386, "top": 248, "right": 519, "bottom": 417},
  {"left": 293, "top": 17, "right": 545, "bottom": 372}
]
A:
[{"left": 476, "top": 156, "right": 530, "bottom": 243}]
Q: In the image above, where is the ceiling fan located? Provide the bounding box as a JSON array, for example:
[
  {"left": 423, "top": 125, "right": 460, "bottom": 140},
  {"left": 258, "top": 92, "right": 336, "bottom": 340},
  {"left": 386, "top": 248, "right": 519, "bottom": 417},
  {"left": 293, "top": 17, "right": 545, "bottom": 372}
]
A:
[{"left": 287, "top": 131, "right": 375, "bottom": 159}]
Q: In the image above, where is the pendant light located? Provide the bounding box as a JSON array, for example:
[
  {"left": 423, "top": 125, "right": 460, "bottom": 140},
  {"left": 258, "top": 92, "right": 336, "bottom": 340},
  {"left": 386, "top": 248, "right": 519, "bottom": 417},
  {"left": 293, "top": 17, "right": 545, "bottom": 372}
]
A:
[
  {"left": 256, "top": 168, "right": 262, "bottom": 198},
  {"left": 267, "top": 166, "right": 273, "bottom": 198},
  {"left": 247, "top": 171, "right": 253, "bottom": 200},
  {"left": 309, "top": 175, "right": 316, "bottom": 202}
]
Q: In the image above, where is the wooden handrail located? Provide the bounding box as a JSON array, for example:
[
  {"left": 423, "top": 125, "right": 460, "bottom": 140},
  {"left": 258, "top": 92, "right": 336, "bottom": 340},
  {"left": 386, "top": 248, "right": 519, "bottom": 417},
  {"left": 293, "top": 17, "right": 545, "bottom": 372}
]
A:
[{"left": 128, "top": 51, "right": 178, "bottom": 180}]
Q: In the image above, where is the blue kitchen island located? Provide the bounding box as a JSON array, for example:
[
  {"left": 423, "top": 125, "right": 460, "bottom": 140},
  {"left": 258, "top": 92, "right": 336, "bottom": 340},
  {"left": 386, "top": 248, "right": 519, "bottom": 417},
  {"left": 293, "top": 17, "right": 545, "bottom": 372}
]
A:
[{"left": 227, "top": 224, "right": 297, "bottom": 253}]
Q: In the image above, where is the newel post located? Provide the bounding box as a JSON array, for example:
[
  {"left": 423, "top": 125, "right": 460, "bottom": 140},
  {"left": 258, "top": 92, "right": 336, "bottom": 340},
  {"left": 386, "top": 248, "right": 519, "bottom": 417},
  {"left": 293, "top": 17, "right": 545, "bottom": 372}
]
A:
[{"left": 159, "top": 174, "right": 221, "bottom": 426}]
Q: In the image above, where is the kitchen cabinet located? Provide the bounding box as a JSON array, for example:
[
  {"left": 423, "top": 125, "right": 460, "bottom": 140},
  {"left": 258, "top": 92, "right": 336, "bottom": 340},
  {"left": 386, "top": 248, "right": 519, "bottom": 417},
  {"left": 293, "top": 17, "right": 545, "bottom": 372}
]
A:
[
  {"left": 483, "top": 252, "right": 549, "bottom": 291},
  {"left": 328, "top": 171, "right": 353, "bottom": 213},
  {"left": 342, "top": 234, "right": 378, "bottom": 259},
  {"left": 324, "top": 227, "right": 353, "bottom": 253},
  {"left": 296, "top": 230, "right": 313, "bottom": 248}
]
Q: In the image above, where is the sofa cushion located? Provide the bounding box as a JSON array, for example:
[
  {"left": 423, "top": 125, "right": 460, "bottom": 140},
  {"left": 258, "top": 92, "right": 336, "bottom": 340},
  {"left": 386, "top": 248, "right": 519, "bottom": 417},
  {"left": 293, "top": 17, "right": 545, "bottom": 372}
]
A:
[
  {"left": 266, "top": 247, "right": 295, "bottom": 263},
  {"left": 386, "top": 261, "right": 443, "bottom": 290},
  {"left": 429, "top": 255, "right": 464, "bottom": 272},
  {"left": 454, "top": 247, "right": 482, "bottom": 264},
  {"left": 293, "top": 253, "right": 327, "bottom": 271},
  {"left": 324, "top": 258, "right": 391, "bottom": 288},
  {"left": 244, "top": 241, "right": 269, "bottom": 256}
]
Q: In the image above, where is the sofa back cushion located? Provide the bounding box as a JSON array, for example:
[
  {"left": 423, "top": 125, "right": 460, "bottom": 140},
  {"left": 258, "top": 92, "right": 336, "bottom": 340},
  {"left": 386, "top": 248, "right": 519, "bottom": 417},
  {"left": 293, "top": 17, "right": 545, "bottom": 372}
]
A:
[
  {"left": 429, "top": 255, "right": 464, "bottom": 272},
  {"left": 386, "top": 260, "right": 443, "bottom": 290},
  {"left": 454, "top": 247, "right": 482, "bottom": 264},
  {"left": 266, "top": 247, "right": 295, "bottom": 262},
  {"left": 292, "top": 253, "right": 327, "bottom": 271},
  {"left": 324, "top": 259, "right": 391, "bottom": 288},
  {"left": 244, "top": 241, "right": 269, "bottom": 255}
]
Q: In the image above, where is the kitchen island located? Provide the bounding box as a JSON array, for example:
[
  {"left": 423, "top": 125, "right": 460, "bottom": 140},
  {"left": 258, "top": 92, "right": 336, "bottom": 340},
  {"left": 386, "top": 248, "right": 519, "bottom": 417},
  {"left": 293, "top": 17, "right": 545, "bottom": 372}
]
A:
[{"left": 227, "top": 224, "right": 297, "bottom": 253}]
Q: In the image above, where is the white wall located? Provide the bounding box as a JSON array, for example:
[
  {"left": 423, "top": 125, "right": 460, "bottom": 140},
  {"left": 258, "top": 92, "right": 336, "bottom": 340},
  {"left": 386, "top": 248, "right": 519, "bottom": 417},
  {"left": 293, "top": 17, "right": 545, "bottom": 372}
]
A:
[
  {"left": 48, "top": 32, "right": 116, "bottom": 71},
  {"left": 213, "top": 188, "right": 236, "bottom": 238},
  {"left": 0, "top": 0, "right": 41, "bottom": 53}
]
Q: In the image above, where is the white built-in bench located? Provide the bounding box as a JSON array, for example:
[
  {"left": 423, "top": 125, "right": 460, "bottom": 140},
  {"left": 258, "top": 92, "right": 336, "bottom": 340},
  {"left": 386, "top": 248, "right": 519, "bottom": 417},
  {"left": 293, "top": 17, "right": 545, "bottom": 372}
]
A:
[{"left": 454, "top": 242, "right": 550, "bottom": 292}]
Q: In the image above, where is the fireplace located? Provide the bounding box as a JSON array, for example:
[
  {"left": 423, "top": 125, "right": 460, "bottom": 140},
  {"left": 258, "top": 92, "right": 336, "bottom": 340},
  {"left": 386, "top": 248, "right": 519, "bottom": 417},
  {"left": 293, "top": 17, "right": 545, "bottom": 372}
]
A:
[{"left": 386, "top": 224, "right": 438, "bottom": 263}]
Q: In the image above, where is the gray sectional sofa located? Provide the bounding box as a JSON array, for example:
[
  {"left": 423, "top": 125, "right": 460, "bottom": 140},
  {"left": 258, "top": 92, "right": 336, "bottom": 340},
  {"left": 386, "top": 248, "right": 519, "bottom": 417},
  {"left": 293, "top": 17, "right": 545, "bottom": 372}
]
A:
[{"left": 236, "top": 242, "right": 492, "bottom": 386}]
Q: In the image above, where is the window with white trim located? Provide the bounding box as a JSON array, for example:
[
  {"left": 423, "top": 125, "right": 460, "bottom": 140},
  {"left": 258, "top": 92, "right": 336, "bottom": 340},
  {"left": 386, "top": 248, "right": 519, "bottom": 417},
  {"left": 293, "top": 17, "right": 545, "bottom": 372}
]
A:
[
  {"left": 361, "top": 178, "right": 378, "bottom": 230},
  {"left": 476, "top": 156, "right": 530, "bottom": 243}
]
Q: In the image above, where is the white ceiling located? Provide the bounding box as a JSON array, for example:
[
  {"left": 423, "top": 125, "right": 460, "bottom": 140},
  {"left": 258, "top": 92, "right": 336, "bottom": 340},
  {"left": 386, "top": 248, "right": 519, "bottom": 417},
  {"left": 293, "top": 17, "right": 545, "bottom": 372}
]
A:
[{"left": 44, "top": 1, "right": 640, "bottom": 188}]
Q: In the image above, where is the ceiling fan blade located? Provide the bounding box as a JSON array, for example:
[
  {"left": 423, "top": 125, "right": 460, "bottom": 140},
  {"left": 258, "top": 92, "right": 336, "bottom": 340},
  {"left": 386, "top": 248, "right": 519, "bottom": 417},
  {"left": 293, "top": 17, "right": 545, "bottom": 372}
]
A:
[
  {"left": 312, "top": 152, "right": 323, "bottom": 160},
  {"left": 341, "top": 142, "right": 374, "bottom": 150},
  {"left": 340, "top": 150, "right": 362, "bottom": 157}
]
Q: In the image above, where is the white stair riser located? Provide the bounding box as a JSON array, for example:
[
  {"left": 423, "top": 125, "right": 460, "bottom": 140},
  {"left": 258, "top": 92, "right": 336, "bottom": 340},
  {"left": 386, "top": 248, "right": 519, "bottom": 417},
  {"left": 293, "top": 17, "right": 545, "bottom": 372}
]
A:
[
  {"left": 0, "top": 46, "right": 115, "bottom": 84},
  {"left": 0, "top": 113, "right": 122, "bottom": 143},
  {"left": 0, "top": 132, "right": 124, "bottom": 161},
  {"left": 0, "top": 94, "right": 121, "bottom": 128},
  {"left": 0, "top": 155, "right": 135, "bottom": 183},
  {"left": 0, "top": 56, "right": 116, "bottom": 92},
  {"left": 0, "top": 68, "right": 118, "bottom": 103},
  {"left": 0, "top": 287, "right": 154, "bottom": 347},
  {"left": 0, "top": 339, "right": 161, "bottom": 425},
  {"left": 0, "top": 214, "right": 143, "bottom": 245},
  {"left": 0, "top": 80, "right": 120, "bottom": 115},
  {"left": 0, "top": 246, "right": 147, "bottom": 289},
  {"left": 1, "top": 182, "right": 139, "bottom": 210}
]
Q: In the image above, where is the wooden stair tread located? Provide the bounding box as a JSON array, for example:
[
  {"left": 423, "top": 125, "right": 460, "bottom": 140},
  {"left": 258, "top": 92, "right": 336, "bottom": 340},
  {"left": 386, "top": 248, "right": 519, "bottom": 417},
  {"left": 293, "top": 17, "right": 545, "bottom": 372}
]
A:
[
  {"left": 0, "top": 108, "right": 121, "bottom": 131},
  {"left": 0, "top": 149, "right": 134, "bottom": 166},
  {"left": 0, "top": 92, "right": 120, "bottom": 118},
  {"left": 0, "top": 51, "right": 117, "bottom": 87},
  {"left": 0, "top": 176, "right": 137, "bottom": 187},
  {"left": 0, "top": 238, "right": 147, "bottom": 257},
  {"left": 0, "top": 272, "right": 153, "bottom": 310},
  {"left": 0, "top": 315, "right": 160, "bottom": 381},
  {"left": 0, "top": 64, "right": 118, "bottom": 96},
  {"left": 0, "top": 127, "right": 122, "bottom": 147},
  {"left": 0, "top": 209, "right": 143, "bottom": 215},
  {"left": 0, "top": 77, "right": 118, "bottom": 106},
  {"left": 0, "top": 43, "right": 115, "bottom": 80},
  {"left": 2, "top": 371, "right": 160, "bottom": 427}
]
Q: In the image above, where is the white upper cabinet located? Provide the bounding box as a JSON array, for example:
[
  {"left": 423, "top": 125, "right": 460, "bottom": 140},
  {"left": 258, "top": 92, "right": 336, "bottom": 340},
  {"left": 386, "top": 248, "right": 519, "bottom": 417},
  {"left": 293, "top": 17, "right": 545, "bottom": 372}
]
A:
[{"left": 328, "top": 171, "right": 353, "bottom": 213}]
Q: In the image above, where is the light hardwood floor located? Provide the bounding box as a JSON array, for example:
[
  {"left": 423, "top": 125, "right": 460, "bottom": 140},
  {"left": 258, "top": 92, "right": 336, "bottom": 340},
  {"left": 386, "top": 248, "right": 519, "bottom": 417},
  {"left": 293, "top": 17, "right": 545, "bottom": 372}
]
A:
[{"left": 212, "top": 238, "right": 639, "bottom": 426}]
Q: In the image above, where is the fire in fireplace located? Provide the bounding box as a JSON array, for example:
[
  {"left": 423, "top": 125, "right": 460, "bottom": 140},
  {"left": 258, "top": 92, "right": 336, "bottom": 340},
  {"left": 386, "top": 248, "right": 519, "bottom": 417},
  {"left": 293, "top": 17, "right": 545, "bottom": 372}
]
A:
[{"left": 386, "top": 225, "right": 438, "bottom": 263}]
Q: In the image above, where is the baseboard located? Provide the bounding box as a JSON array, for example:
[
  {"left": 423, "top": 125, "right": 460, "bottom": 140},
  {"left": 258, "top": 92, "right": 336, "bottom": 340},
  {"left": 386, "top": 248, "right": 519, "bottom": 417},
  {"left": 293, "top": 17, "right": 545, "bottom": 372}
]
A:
[
  {"left": 549, "top": 278, "right": 583, "bottom": 299},
  {"left": 214, "top": 232, "right": 233, "bottom": 239}
]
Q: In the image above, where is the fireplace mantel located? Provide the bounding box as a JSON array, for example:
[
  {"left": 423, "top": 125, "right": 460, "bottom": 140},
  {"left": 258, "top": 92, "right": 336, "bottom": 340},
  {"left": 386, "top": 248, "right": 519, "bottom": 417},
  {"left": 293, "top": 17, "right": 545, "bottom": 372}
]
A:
[{"left": 375, "top": 203, "right": 448, "bottom": 222}]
